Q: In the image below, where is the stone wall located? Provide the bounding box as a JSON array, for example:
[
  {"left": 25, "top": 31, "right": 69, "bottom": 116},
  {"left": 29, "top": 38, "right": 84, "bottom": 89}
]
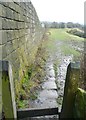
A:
[{"left": 0, "top": 0, "right": 44, "bottom": 80}]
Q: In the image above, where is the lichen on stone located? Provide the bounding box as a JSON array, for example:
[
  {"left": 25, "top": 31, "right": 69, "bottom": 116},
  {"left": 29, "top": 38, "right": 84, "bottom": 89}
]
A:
[{"left": 74, "top": 88, "right": 86, "bottom": 118}]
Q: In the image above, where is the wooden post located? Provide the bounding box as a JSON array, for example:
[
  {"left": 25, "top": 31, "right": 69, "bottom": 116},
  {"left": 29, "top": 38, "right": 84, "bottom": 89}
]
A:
[
  {"left": 0, "top": 61, "right": 17, "bottom": 119},
  {"left": 0, "top": 61, "right": 2, "bottom": 119},
  {"left": 60, "top": 62, "right": 80, "bottom": 118}
]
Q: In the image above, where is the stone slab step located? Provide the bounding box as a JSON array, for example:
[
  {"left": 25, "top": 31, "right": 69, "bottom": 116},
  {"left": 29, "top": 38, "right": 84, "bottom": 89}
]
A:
[
  {"left": 42, "top": 81, "right": 57, "bottom": 90},
  {"left": 38, "top": 90, "right": 58, "bottom": 99}
]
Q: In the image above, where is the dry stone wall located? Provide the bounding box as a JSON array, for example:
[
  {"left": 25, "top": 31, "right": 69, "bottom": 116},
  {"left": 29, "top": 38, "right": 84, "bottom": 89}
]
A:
[{"left": 0, "top": 0, "right": 44, "bottom": 80}]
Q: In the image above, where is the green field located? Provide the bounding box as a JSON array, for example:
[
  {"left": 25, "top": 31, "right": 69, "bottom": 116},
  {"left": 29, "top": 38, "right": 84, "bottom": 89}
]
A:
[
  {"left": 45, "top": 28, "right": 83, "bottom": 60},
  {"left": 49, "top": 28, "right": 83, "bottom": 41}
]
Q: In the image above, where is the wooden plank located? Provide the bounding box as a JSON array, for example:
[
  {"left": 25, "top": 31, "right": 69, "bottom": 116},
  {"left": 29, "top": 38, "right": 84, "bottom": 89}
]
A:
[
  {"left": 17, "top": 107, "right": 59, "bottom": 118},
  {"left": 1, "top": 61, "right": 17, "bottom": 119}
]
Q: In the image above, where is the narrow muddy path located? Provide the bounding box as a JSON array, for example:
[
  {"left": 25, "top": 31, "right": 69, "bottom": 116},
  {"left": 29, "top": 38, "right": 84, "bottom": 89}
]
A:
[
  {"left": 30, "top": 61, "right": 58, "bottom": 108},
  {"left": 29, "top": 40, "right": 73, "bottom": 110},
  {"left": 29, "top": 29, "right": 83, "bottom": 119}
]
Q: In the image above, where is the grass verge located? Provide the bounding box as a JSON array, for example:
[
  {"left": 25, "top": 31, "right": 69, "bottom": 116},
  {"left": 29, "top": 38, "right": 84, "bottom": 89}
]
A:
[{"left": 15, "top": 40, "right": 48, "bottom": 109}]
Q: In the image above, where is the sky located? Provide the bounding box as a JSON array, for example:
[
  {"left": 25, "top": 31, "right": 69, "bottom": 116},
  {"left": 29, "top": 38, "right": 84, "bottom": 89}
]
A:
[{"left": 31, "top": 0, "right": 85, "bottom": 24}]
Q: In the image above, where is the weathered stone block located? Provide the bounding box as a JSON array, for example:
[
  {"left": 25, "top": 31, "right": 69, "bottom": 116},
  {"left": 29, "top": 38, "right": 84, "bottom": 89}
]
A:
[
  {"left": 6, "top": 41, "right": 14, "bottom": 55},
  {"left": 13, "top": 11, "right": 16, "bottom": 20},
  {"left": 13, "top": 20, "right": 17, "bottom": 29},
  {"left": 7, "top": 30, "right": 12, "bottom": 41},
  {"left": 11, "top": 10, "right": 14, "bottom": 20},
  {"left": 18, "top": 13, "right": 22, "bottom": 21},
  {"left": 0, "top": 2, "right": 9, "bottom": 7},
  {"left": 7, "top": 20, "right": 16, "bottom": 30},
  {"left": 12, "top": 50, "right": 18, "bottom": 61},
  {"left": 2, "top": 18, "right": 7, "bottom": 30},
  {"left": 0, "top": 17, "right": 2, "bottom": 30},
  {"left": 20, "top": 13, "right": 24, "bottom": 22},
  {"left": 23, "top": 9, "right": 27, "bottom": 16},
  {"left": 8, "top": 2, "right": 15, "bottom": 11},
  {"left": 0, "top": 30, "right": 2, "bottom": 45},
  {"left": 21, "top": 22, "right": 25, "bottom": 29},
  {"left": 10, "top": 30, "right": 15, "bottom": 40},
  {"left": 6, "top": 19, "right": 12, "bottom": 30},
  {"left": 2, "top": 44, "right": 7, "bottom": 59},
  {"left": 19, "top": 22, "right": 22, "bottom": 29},
  {"left": 17, "top": 21, "right": 22, "bottom": 29},
  {"left": 14, "top": 30, "right": 19, "bottom": 39},
  {"left": 20, "top": 2, "right": 26, "bottom": 10},
  {"left": 0, "top": 4, "right": 2, "bottom": 17},
  {"left": 6, "top": 7, "right": 13, "bottom": 19},
  {"left": 14, "top": 3, "right": 21, "bottom": 14},
  {"left": 0, "top": 45, "right": 2, "bottom": 59},
  {"left": 23, "top": 15, "right": 27, "bottom": 23},
  {"left": 12, "top": 39, "right": 19, "bottom": 50},
  {"left": 2, "top": 30, "right": 8, "bottom": 44},
  {"left": 18, "top": 37, "right": 25, "bottom": 46}
]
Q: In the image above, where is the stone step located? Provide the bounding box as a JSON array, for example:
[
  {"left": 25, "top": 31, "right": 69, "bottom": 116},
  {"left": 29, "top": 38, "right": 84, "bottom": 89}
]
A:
[
  {"left": 34, "top": 98, "right": 58, "bottom": 108},
  {"left": 42, "top": 81, "right": 57, "bottom": 90},
  {"left": 38, "top": 90, "right": 58, "bottom": 99}
]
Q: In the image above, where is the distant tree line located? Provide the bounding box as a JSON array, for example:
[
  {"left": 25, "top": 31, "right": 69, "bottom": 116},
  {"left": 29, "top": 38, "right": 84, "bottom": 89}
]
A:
[{"left": 41, "top": 21, "right": 84, "bottom": 30}]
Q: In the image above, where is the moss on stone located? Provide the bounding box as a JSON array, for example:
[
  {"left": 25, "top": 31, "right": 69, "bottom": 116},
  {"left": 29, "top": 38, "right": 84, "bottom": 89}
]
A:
[
  {"left": 15, "top": 40, "right": 47, "bottom": 109},
  {"left": 74, "top": 88, "right": 86, "bottom": 118}
]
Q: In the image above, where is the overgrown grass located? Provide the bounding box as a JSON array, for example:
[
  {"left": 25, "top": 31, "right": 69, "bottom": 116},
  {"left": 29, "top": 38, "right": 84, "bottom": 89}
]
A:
[
  {"left": 61, "top": 44, "right": 80, "bottom": 56},
  {"left": 15, "top": 69, "right": 38, "bottom": 109},
  {"left": 15, "top": 43, "right": 47, "bottom": 109}
]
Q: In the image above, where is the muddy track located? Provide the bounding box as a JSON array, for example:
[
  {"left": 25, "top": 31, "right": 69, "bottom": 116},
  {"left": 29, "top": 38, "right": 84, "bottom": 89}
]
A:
[{"left": 29, "top": 35, "right": 83, "bottom": 119}]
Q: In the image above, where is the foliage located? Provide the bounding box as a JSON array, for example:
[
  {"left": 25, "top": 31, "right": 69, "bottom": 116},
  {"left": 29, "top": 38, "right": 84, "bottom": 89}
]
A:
[
  {"left": 18, "top": 100, "right": 29, "bottom": 109},
  {"left": 80, "top": 53, "right": 86, "bottom": 90},
  {"left": 15, "top": 70, "right": 38, "bottom": 109},
  {"left": 67, "top": 28, "right": 85, "bottom": 38},
  {"left": 15, "top": 41, "right": 47, "bottom": 109},
  {"left": 74, "top": 88, "right": 86, "bottom": 118}
]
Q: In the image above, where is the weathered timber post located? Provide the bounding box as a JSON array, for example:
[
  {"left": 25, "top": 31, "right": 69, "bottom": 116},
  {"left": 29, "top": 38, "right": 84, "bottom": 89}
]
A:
[
  {"left": 60, "top": 62, "right": 80, "bottom": 118},
  {"left": 0, "top": 62, "right": 2, "bottom": 119},
  {"left": 0, "top": 61, "right": 17, "bottom": 119}
]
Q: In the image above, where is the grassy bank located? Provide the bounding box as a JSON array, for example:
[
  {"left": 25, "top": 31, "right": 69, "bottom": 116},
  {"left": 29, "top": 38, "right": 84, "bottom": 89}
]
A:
[
  {"left": 15, "top": 40, "right": 48, "bottom": 109},
  {"left": 46, "top": 28, "right": 83, "bottom": 60}
]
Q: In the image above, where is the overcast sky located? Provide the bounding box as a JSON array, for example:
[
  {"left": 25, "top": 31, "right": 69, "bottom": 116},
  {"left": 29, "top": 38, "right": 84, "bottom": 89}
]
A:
[{"left": 31, "top": 0, "right": 85, "bottom": 24}]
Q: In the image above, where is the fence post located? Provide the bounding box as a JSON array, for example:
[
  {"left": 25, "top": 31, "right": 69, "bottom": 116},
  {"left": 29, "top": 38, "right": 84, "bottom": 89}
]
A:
[
  {"left": 0, "top": 62, "right": 2, "bottom": 119},
  {"left": 0, "top": 61, "right": 17, "bottom": 119},
  {"left": 60, "top": 62, "right": 80, "bottom": 118}
]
